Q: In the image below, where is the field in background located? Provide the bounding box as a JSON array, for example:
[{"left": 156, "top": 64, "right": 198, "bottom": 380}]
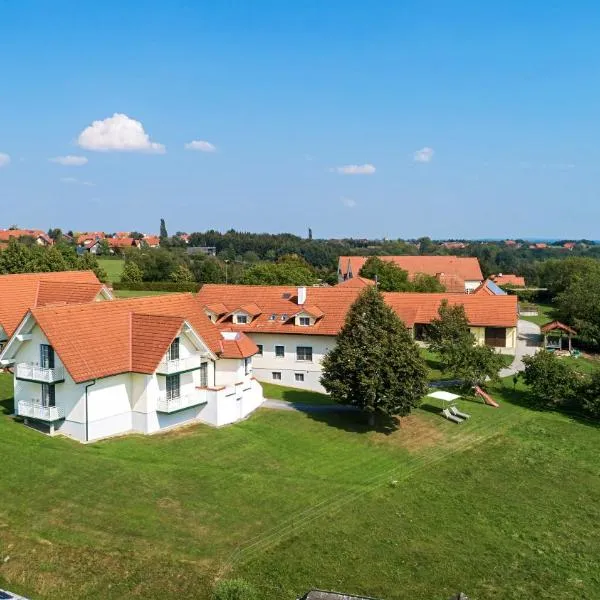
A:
[
  {"left": 0, "top": 373, "right": 598, "bottom": 600},
  {"left": 113, "top": 289, "right": 173, "bottom": 298},
  {"left": 97, "top": 257, "right": 124, "bottom": 284}
]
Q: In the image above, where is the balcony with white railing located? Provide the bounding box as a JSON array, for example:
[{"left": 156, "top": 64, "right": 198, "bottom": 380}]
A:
[
  {"left": 156, "top": 355, "right": 202, "bottom": 375},
  {"left": 17, "top": 399, "right": 65, "bottom": 422},
  {"left": 15, "top": 362, "right": 65, "bottom": 383},
  {"left": 156, "top": 392, "right": 207, "bottom": 413}
]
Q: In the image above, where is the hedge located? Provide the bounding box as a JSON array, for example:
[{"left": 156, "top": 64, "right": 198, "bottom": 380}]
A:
[{"left": 112, "top": 281, "right": 200, "bottom": 292}]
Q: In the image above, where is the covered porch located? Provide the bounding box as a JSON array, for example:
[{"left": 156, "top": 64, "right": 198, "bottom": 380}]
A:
[{"left": 541, "top": 320, "right": 577, "bottom": 352}]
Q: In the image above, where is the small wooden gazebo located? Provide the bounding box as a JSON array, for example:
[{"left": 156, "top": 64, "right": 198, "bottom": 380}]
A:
[{"left": 541, "top": 321, "right": 577, "bottom": 352}]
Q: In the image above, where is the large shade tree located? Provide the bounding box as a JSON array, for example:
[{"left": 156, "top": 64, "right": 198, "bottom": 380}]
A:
[{"left": 320, "top": 286, "right": 428, "bottom": 424}]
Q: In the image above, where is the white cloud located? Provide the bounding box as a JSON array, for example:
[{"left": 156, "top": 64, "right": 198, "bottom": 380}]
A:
[
  {"left": 341, "top": 197, "right": 357, "bottom": 208},
  {"left": 332, "top": 164, "right": 376, "bottom": 175},
  {"left": 60, "top": 177, "right": 94, "bottom": 186},
  {"left": 0, "top": 153, "right": 11, "bottom": 168},
  {"left": 185, "top": 140, "right": 217, "bottom": 152},
  {"left": 77, "top": 113, "right": 165, "bottom": 153},
  {"left": 49, "top": 155, "right": 88, "bottom": 166},
  {"left": 414, "top": 147, "right": 434, "bottom": 163}
]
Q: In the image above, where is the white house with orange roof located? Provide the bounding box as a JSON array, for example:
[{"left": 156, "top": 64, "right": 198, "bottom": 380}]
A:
[
  {"left": 0, "top": 294, "right": 263, "bottom": 442},
  {"left": 337, "top": 255, "right": 484, "bottom": 292},
  {"left": 197, "top": 283, "right": 518, "bottom": 393},
  {"left": 0, "top": 271, "right": 112, "bottom": 347}
]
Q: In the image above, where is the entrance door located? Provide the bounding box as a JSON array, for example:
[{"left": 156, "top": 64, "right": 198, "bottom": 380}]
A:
[{"left": 485, "top": 327, "right": 506, "bottom": 347}]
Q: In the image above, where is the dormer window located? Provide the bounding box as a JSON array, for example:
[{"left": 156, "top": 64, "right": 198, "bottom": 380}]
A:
[
  {"left": 299, "top": 316, "right": 310, "bottom": 326},
  {"left": 280, "top": 314, "right": 288, "bottom": 321},
  {"left": 236, "top": 314, "right": 248, "bottom": 324}
]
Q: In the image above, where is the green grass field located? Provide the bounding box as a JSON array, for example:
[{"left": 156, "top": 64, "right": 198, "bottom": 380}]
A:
[
  {"left": 0, "top": 373, "right": 598, "bottom": 600},
  {"left": 520, "top": 302, "right": 556, "bottom": 327},
  {"left": 97, "top": 258, "right": 124, "bottom": 284},
  {"left": 113, "top": 289, "right": 173, "bottom": 298},
  {"left": 260, "top": 382, "right": 332, "bottom": 405}
]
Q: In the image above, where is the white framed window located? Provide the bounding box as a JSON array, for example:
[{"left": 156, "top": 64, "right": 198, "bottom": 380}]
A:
[
  {"left": 199, "top": 362, "right": 208, "bottom": 387},
  {"left": 299, "top": 316, "right": 310, "bottom": 326},
  {"left": 236, "top": 314, "right": 248, "bottom": 324},
  {"left": 167, "top": 337, "right": 180, "bottom": 361},
  {"left": 166, "top": 374, "right": 180, "bottom": 399},
  {"left": 244, "top": 357, "right": 251, "bottom": 375},
  {"left": 256, "top": 344, "right": 263, "bottom": 356},
  {"left": 272, "top": 372, "right": 282, "bottom": 381},
  {"left": 294, "top": 373, "right": 304, "bottom": 382},
  {"left": 275, "top": 345, "right": 285, "bottom": 358},
  {"left": 296, "top": 346, "right": 313, "bottom": 361}
]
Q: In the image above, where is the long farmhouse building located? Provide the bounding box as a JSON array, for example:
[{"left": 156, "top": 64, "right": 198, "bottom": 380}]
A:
[
  {"left": 196, "top": 281, "right": 517, "bottom": 393},
  {"left": 337, "top": 255, "right": 484, "bottom": 293}
]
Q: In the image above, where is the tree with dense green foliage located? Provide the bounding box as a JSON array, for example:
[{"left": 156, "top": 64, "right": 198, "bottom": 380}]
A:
[
  {"left": 455, "top": 344, "right": 506, "bottom": 386},
  {"left": 427, "top": 301, "right": 475, "bottom": 375},
  {"left": 411, "top": 272, "right": 446, "bottom": 292},
  {"left": 359, "top": 257, "right": 446, "bottom": 292},
  {"left": 170, "top": 264, "right": 194, "bottom": 283},
  {"left": 159, "top": 218, "right": 168, "bottom": 241},
  {"left": 555, "top": 269, "right": 600, "bottom": 345},
  {"left": 120, "top": 261, "right": 143, "bottom": 284},
  {"left": 0, "top": 238, "right": 107, "bottom": 281},
  {"left": 321, "top": 286, "right": 428, "bottom": 424},
  {"left": 241, "top": 255, "right": 318, "bottom": 286},
  {"left": 359, "top": 256, "right": 412, "bottom": 291},
  {"left": 126, "top": 248, "right": 180, "bottom": 281},
  {"left": 190, "top": 256, "right": 225, "bottom": 284},
  {"left": 580, "top": 371, "right": 600, "bottom": 419},
  {"left": 212, "top": 579, "right": 258, "bottom": 600},
  {"left": 522, "top": 350, "right": 580, "bottom": 409}
]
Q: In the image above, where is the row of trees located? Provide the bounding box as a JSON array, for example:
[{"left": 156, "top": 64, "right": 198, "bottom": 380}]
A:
[
  {"left": 121, "top": 249, "right": 323, "bottom": 286},
  {"left": 0, "top": 239, "right": 107, "bottom": 281}
]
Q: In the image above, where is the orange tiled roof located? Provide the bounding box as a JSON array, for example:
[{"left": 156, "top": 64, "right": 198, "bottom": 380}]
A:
[
  {"left": 143, "top": 235, "right": 160, "bottom": 246},
  {"left": 76, "top": 232, "right": 105, "bottom": 244},
  {"left": 490, "top": 274, "right": 526, "bottom": 287},
  {"left": 197, "top": 285, "right": 364, "bottom": 336},
  {"left": 383, "top": 292, "right": 518, "bottom": 328},
  {"left": 338, "top": 255, "right": 483, "bottom": 282},
  {"left": 336, "top": 276, "right": 375, "bottom": 288},
  {"left": 107, "top": 237, "right": 138, "bottom": 248},
  {"left": 0, "top": 271, "right": 105, "bottom": 338},
  {"left": 29, "top": 294, "right": 257, "bottom": 383},
  {"left": 0, "top": 229, "right": 52, "bottom": 244},
  {"left": 219, "top": 330, "right": 260, "bottom": 359},
  {"left": 436, "top": 273, "right": 465, "bottom": 293}
]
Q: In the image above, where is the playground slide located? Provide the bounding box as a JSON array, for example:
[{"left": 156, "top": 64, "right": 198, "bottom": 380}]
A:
[{"left": 474, "top": 386, "right": 499, "bottom": 407}]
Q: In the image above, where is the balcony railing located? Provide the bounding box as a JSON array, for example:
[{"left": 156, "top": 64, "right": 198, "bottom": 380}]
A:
[
  {"left": 156, "top": 355, "right": 202, "bottom": 375},
  {"left": 156, "top": 393, "right": 207, "bottom": 413},
  {"left": 15, "top": 362, "right": 64, "bottom": 383},
  {"left": 17, "top": 399, "right": 65, "bottom": 422}
]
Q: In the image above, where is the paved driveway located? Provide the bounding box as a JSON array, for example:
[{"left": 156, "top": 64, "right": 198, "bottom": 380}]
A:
[{"left": 499, "top": 319, "right": 542, "bottom": 377}]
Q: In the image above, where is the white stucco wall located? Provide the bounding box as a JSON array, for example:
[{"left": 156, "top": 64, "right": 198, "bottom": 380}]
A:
[
  {"left": 7, "top": 322, "right": 263, "bottom": 442},
  {"left": 465, "top": 279, "right": 483, "bottom": 292},
  {"left": 247, "top": 333, "right": 335, "bottom": 393}
]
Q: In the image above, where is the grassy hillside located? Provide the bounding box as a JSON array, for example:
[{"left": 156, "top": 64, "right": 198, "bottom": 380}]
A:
[{"left": 0, "top": 374, "right": 598, "bottom": 599}]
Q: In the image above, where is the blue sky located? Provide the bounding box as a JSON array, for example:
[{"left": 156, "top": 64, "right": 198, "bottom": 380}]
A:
[{"left": 1, "top": 1, "right": 599, "bottom": 239}]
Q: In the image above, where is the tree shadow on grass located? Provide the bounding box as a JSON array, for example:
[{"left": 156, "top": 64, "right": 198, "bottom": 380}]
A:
[
  {"left": 301, "top": 407, "right": 400, "bottom": 435},
  {"left": 0, "top": 397, "right": 13, "bottom": 416}
]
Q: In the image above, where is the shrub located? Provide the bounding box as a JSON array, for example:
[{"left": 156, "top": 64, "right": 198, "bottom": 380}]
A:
[{"left": 212, "top": 578, "right": 258, "bottom": 600}]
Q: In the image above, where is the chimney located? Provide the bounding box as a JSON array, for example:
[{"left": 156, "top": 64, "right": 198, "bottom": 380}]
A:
[{"left": 297, "top": 286, "right": 307, "bottom": 305}]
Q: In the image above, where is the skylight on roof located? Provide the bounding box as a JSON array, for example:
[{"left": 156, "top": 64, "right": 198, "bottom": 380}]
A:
[
  {"left": 280, "top": 314, "right": 288, "bottom": 321},
  {"left": 282, "top": 293, "right": 291, "bottom": 299},
  {"left": 269, "top": 314, "right": 277, "bottom": 320}
]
